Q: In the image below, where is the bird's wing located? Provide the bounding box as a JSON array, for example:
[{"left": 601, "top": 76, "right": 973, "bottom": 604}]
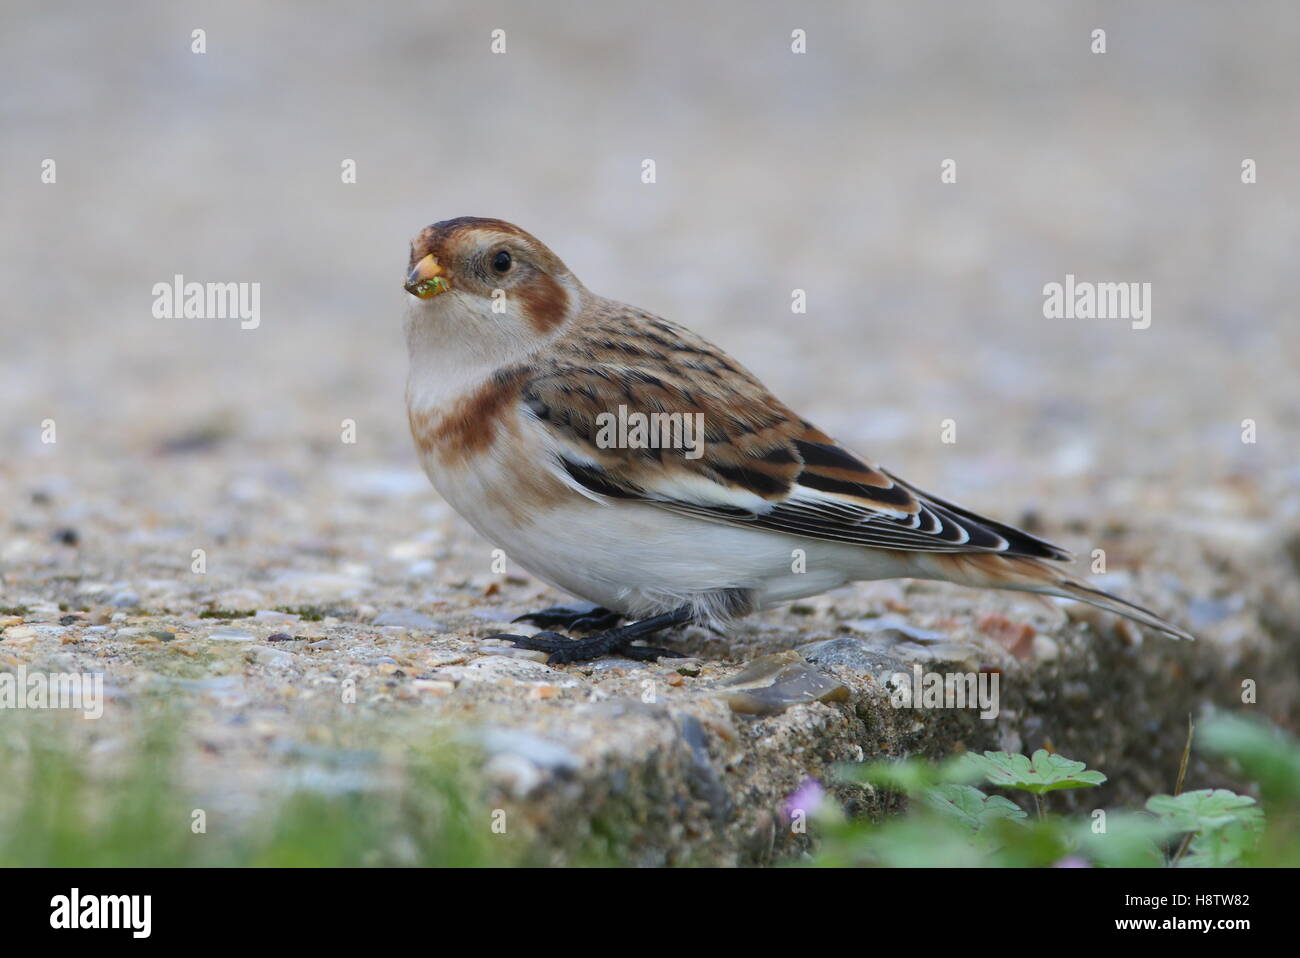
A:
[{"left": 520, "top": 314, "right": 1071, "bottom": 561}]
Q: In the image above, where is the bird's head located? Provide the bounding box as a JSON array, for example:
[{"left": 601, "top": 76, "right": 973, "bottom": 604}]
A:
[{"left": 404, "top": 217, "right": 585, "bottom": 347}]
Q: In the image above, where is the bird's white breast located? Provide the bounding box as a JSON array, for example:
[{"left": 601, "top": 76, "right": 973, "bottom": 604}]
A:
[{"left": 409, "top": 388, "right": 908, "bottom": 621}]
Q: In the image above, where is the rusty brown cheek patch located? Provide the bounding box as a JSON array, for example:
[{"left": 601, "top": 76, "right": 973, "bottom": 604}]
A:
[
  {"left": 408, "top": 370, "right": 528, "bottom": 463},
  {"left": 518, "top": 274, "right": 569, "bottom": 335},
  {"left": 407, "top": 372, "right": 565, "bottom": 527}
]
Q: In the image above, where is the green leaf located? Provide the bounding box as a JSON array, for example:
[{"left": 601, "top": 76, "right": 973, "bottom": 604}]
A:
[
  {"left": 836, "top": 759, "right": 938, "bottom": 795},
  {"left": 1180, "top": 818, "right": 1262, "bottom": 868},
  {"left": 962, "top": 749, "right": 1107, "bottom": 795},
  {"left": 1072, "top": 812, "right": 1173, "bottom": 868},
  {"left": 1145, "top": 789, "right": 1262, "bottom": 834},
  {"left": 835, "top": 755, "right": 980, "bottom": 796},
  {"left": 1199, "top": 714, "right": 1300, "bottom": 803},
  {"left": 923, "top": 784, "right": 1027, "bottom": 833},
  {"left": 853, "top": 815, "right": 991, "bottom": 867}
]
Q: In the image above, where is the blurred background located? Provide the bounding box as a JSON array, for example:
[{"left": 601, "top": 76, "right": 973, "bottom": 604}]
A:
[
  {"left": 4, "top": 1, "right": 1297, "bottom": 489},
  {"left": 1, "top": 0, "right": 1299, "bottom": 865}
]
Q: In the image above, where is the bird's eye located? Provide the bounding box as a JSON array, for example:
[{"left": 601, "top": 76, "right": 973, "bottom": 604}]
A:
[{"left": 492, "top": 250, "right": 512, "bottom": 273}]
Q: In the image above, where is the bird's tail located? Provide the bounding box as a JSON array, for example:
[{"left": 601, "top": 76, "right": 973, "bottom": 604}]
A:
[{"left": 908, "top": 552, "right": 1194, "bottom": 641}]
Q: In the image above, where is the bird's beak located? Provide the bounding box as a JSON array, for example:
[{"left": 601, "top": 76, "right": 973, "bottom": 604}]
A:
[{"left": 405, "top": 254, "right": 451, "bottom": 298}]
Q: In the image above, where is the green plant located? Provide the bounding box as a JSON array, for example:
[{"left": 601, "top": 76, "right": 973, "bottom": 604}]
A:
[
  {"left": 0, "top": 708, "right": 528, "bottom": 867},
  {"left": 806, "top": 713, "right": 1298, "bottom": 867}
]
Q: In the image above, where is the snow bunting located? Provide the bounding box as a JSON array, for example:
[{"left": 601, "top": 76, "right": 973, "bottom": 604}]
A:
[{"left": 403, "top": 217, "right": 1192, "bottom": 662}]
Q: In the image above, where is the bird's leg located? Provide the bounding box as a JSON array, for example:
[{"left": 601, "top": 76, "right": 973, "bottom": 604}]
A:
[
  {"left": 511, "top": 603, "right": 624, "bottom": 632},
  {"left": 489, "top": 607, "right": 693, "bottom": 664}
]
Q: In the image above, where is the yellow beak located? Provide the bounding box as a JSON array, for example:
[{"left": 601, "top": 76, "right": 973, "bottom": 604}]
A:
[{"left": 405, "top": 254, "right": 450, "bottom": 298}]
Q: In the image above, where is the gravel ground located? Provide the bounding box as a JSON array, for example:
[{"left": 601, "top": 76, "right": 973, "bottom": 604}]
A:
[{"left": 2, "top": 1, "right": 1298, "bottom": 863}]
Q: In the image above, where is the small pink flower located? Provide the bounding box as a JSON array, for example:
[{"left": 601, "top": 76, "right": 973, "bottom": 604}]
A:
[{"left": 786, "top": 778, "right": 826, "bottom": 820}]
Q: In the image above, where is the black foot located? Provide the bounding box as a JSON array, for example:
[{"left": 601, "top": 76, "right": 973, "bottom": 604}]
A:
[
  {"left": 488, "top": 630, "right": 684, "bottom": 664},
  {"left": 511, "top": 603, "right": 624, "bottom": 633},
  {"left": 488, "top": 606, "right": 694, "bottom": 665}
]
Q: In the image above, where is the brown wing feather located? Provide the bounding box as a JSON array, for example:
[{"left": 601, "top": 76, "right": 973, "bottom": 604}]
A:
[{"left": 525, "top": 299, "right": 1071, "bottom": 560}]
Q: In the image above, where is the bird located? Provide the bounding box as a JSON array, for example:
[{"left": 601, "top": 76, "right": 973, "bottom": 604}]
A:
[{"left": 402, "top": 216, "right": 1192, "bottom": 663}]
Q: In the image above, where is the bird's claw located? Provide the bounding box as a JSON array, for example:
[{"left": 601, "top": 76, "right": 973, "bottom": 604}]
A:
[
  {"left": 485, "top": 629, "right": 684, "bottom": 665},
  {"left": 510, "top": 604, "right": 624, "bottom": 632}
]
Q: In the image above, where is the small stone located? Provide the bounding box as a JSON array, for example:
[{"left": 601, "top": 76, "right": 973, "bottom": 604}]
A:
[
  {"left": 842, "top": 616, "right": 950, "bottom": 643},
  {"left": 977, "top": 613, "right": 1036, "bottom": 660},
  {"left": 148, "top": 630, "right": 176, "bottom": 642},
  {"left": 477, "top": 728, "right": 581, "bottom": 772},
  {"left": 797, "top": 637, "right": 907, "bottom": 679},
  {"left": 421, "top": 652, "right": 470, "bottom": 668},
  {"left": 892, "top": 639, "right": 981, "bottom": 665},
  {"left": 716, "top": 652, "right": 850, "bottom": 715},
  {"left": 411, "top": 678, "right": 454, "bottom": 694},
  {"left": 717, "top": 651, "right": 803, "bottom": 690},
  {"left": 246, "top": 646, "right": 297, "bottom": 668},
  {"left": 372, "top": 609, "right": 442, "bottom": 630},
  {"left": 587, "top": 656, "right": 649, "bottom": 671},
  {"left": 1, "top": 626, "right": 39, "bottom": 644},
  {"left": 209, "top": 627, "right": 255, "bottom": 642},
  {"left": 475, "top": 644, "right": 549, "bottom": 663},
  {"left": 1033, "top": 635, "right": 1061, "bottom": 660},
  {"left": 52, "top": 527, "right": 79, "bottom": 546},
  {"left": 266, "top": 632, "right": 294, "bottom": 642},
  {"left": 483, "top": 754, "right": 546, "bottom": 798},
  {"left": 109, "top": 591, "right": 140, "bottom": 609}
]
